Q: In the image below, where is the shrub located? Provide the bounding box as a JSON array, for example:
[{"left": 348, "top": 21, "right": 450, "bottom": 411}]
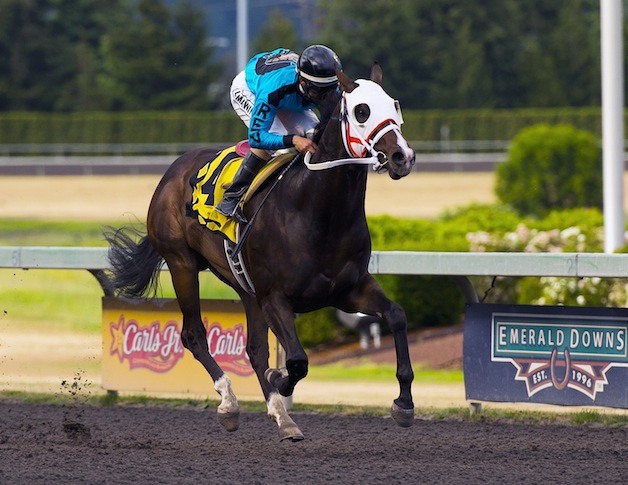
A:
[
  {"left": 467, "top": 216, "right": 628, "bottom": 307},
  {"left": 375, "top": 274, "right": 465, "bottom": 329},
  {"left": 495, "top": 124, "right": 602, "bottom": 217},
  {"left": 295, "top": 308, "right": 344, "bottom": 349}
]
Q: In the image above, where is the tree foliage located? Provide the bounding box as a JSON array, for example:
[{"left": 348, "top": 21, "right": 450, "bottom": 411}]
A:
[
  {"left": 317, "top": 0, "right": 603, "bottom": 109},
  {"left": 253, "top": 8, "right": 299, "bottom": 54},
  {"left": 0, "top": 0, "right": 114, "bottom": 110},
  {"left": 0, "top": 0, "right": 619, "bottom": 112},
  {"left": 99, "top": 0, "right": 216, "bottom": 110},
  {"left": 0, "top": 0, "right": 220, "bottom": 111}
]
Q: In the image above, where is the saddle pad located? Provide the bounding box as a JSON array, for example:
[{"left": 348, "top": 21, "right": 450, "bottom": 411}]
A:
[{"left": 189, "top": 146, "right": 295, "bottom": 243}]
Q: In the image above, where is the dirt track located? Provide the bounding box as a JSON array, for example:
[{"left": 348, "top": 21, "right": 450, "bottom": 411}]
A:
[
  {"left": 0, "top": 401, "right": 625, "bottom": 484},
  {"left": 0, "top": 172, "right": 498, "bottom": 221}
]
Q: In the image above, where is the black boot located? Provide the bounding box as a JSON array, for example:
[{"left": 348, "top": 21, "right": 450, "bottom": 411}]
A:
[{"left": 215, "top": 151, "right": 267, "bottom": 223}]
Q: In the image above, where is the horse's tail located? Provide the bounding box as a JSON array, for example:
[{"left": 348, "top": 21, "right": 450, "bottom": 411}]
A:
[{"left": 104, "top": 226, "right": 164, "bottom": 299}]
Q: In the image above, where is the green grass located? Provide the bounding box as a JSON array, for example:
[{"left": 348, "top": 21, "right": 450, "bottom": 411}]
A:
[
  {"left": 307, "top": 362, "right": 463, "bottom": 384},
  {"left": 1, "top": 269, "right": 103, "bottom": 332},
  {"left": 0, "top": 268, "right": 237, "bottom": 333},
  {"left": 0, "top": 219, "right": 237, "bottom": 333},
  {"left": 0, "top": 219, "right": 122, "bottom": 247}
]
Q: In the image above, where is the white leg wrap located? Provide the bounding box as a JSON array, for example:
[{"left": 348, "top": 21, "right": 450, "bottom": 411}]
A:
[
  {"left": 267, "top": 392, "right": 303, "bottom": 441},
  {"left": 214, "top": 374, "right": 239, "bottom": 414},
  {"left": 267, "top": 392, "right": 290, "bottom": 425}
]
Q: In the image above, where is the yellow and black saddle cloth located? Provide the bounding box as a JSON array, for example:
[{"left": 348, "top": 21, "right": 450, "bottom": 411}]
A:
[{"left": 188, "top": 146, "right": 294, "bottom": 243}]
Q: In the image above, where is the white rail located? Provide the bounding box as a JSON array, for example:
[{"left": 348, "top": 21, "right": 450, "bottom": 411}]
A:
[
  {"left": 4, "top": 247, "right": 627, "bottom": 304},
  {"left": 3, "top": 247, "right": 628, "bottom": 278}
]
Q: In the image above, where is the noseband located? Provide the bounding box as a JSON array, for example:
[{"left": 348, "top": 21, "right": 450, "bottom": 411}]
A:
[{"left": 304, "top": 79, "right": 405, "bottom": 172}]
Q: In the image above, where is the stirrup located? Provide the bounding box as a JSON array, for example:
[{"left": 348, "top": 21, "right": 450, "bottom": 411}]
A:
[
  {"left": 215, "top": 203, "right": 248, "bottom": 225},
  {"left": 231, "top": 207, "right": 248, "bottom": 224}
]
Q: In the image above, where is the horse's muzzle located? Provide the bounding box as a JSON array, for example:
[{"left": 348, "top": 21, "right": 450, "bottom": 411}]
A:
[{"left": 388, "top": 149, "right": 415, "bottom": 179}]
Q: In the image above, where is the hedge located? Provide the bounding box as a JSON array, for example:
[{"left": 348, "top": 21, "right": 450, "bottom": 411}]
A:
[
  {"left": 0, "top": 111, "right": 247, "bottom": 144},
  {"left": 0, "top": 107, "right": 613, "bottom": 145}
]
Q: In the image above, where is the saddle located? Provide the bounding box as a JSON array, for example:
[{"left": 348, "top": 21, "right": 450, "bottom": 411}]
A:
[{"left": 188, "top": 144, "right": 295, "bottom": 243}]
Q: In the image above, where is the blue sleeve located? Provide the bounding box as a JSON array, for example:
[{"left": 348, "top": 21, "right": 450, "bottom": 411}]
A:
[{"left": 247, "top": 94, "right": 286, "bottom": 150}]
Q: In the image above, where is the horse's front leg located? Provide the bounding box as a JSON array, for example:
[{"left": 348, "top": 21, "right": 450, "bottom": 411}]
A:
[
  {"left": 260, "top": 293, "right": 309, "bottom": 398},
  {"left": 168, "top": 259, "right": 240, "bottom": 431},
  {"left": 346, "top": 276, "right": 415, "bottom": 427},
  {"left": 241, "top": 294, "right": 304, "bottom": 441},
  {"left": 259, "top": 293, "right": 309, "bottom": 439}
]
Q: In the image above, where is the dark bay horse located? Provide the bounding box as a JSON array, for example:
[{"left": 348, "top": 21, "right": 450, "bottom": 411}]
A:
[{"left": 106, "top": 64, "right": 416, "bottom": 441}]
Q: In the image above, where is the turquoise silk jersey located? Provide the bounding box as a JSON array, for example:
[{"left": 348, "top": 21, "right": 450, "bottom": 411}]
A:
[{"left": 244, "top": 48, "right": 316, "bottom": 150}]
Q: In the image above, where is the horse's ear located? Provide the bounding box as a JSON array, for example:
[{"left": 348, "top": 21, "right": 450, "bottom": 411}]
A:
[
  {"left": 370, "top": 61, "right": 383, "bottom": 85},
  {"left": 336, "top": 68, "right": 358, "bottom": 93}
]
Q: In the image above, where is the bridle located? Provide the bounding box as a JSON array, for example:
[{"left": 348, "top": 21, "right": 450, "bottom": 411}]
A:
[{"left": 304, "top": 79, "right": 406, "bottom": 173}]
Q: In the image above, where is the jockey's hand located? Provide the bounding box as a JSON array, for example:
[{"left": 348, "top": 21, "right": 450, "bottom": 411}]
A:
[{"left": 293, "top": 135, "right": 317, "bottom": 154}]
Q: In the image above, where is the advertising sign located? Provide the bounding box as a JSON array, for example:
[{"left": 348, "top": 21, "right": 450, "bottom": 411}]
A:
[
  {"left": 102, "top": 297, "right": 278, "bottom": 398},
  {"left": 463, "top": 303, "right": 627, "bottom": 408}
]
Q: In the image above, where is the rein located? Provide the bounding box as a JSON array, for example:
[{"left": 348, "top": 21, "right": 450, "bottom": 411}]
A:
[
  {"left": 229, "top": 154, "right": 301, "bottom": 262},
  {"left": 303, "top": 151, "right": 380, "bottom": 171}
]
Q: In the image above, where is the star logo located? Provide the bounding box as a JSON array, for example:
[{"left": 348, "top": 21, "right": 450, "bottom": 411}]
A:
[{"left": 109, "top": 315, "right": 127, "bottom": 362}]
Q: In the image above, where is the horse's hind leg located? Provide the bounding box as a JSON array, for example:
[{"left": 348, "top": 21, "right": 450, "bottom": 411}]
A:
[
  {"left": 345, "top": 276, "right": 415, "bottom": 427},
  {"left": 167, "top": 256, "right": 240, "bottom": 431},
  {"left": 241, "top": 295, "right": 303, "bottom": 441}
]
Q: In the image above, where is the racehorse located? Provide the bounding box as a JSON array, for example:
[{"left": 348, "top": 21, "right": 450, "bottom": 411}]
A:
[{"left": 105, "top": 63, "right": 416, "bottom": 441}]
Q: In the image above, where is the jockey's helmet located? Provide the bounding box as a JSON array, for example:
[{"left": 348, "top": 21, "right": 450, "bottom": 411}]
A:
[{"left": 297, "top": 45, "right": 342, "bottom": 101}]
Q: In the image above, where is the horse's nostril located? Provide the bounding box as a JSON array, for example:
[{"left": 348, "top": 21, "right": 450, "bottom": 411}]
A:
[{"left": 392, "top": 151, "right": 405, "bottom": 164}]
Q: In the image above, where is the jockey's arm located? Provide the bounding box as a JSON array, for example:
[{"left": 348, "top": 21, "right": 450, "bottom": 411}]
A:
[
  {"left": 247, "top": 95, "right": 317, "bottom": 154},
  {"left": 247, "top": 98, "right": 287, "bottom": 151}
]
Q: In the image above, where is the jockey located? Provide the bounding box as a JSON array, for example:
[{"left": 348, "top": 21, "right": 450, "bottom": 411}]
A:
[{"left": 215, "top": 45, "right": 342, "bottom": 223}]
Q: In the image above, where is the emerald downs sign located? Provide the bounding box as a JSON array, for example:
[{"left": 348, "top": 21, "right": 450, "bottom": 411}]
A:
[{"left": 463, "top": 304, "right": 628, "bottom": 408}]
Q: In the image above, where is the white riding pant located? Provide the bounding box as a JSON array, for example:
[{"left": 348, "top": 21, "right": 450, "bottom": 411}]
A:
[{"left": 230, "top": 71, "right": 319, "bottom": 146}]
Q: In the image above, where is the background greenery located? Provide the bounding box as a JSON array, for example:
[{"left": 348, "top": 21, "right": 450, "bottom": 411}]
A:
[
  {"left": 0, "top": 107, "right": 610, "bottom": 145},
  {"left": 0, "top": 0, "right": 617, "bottom": 112},
  {"left": 496, "top": 124, "right": 602, "bottom": 217}
]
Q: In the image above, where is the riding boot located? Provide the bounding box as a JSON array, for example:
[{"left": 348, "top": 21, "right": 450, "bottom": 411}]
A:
[{"left": 215, "top": 151, "right": 267, "bottom": 224}]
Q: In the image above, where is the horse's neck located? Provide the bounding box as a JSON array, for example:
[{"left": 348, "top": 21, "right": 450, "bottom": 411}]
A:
[{"left": 305, "top": 114, "right": 369, "bottom": 212}]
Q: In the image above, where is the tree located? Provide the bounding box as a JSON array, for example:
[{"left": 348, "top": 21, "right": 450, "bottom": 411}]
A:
[
  {"left": 253, "top": 8, "right": 299, "bottom": 53},
  {"left": 0, "top": 0, "right": 58, "bottom": 110},
  {"left": 0, "top": 0, "right": 116, "bottom": 111},
  {"left": 318, "top": 0, "right": 424, "bottom": 108},
  {"left": 46, "top": 0, "right": 115, "bottom": 111},
  {"left": 0, "top": 0, "right": 613, "bottom": 112},
  {"left": 317, "top": 0, "right": 603, "bottom": 109},
  {"left": 98, "top": 0, "right": 218, "bottom": 110}
]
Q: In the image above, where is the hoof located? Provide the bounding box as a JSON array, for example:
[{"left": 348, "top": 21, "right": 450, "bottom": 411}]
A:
[
  {"left": 391, "top": 402, "right": 414, "bottom": 428},
  {"left": 279, "top": 424, "right": 304, "bottom": 442},
  {"left": 217, "top": 410, "right": 240, "bottom": 432}
]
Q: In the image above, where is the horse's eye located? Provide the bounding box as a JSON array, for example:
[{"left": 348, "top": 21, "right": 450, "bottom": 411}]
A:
[{"left": 354, "top": 104, "right": 370, "bottom": 123}]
